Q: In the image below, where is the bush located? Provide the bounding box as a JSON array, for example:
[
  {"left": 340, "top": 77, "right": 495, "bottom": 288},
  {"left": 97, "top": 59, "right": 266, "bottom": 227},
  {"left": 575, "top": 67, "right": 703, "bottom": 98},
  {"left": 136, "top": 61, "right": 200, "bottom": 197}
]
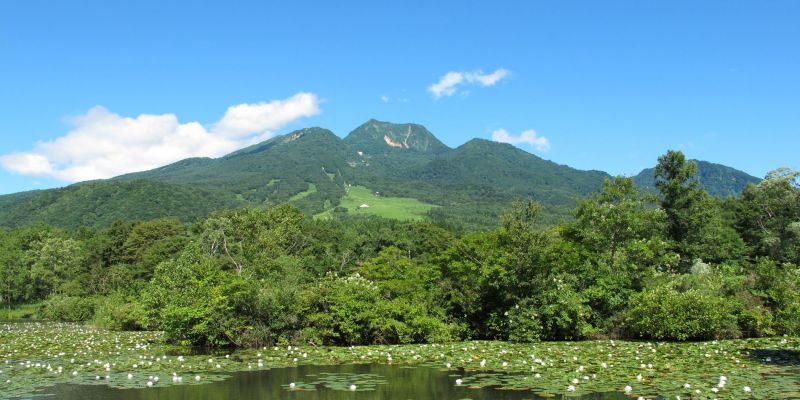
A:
[
  {"left": 775, "top": 296, "right": 800, "bottom": 335},
  {"left": 41, "top": 295, "right": 95, "bottom": 322},
  {"left": 737, "top": 306, "right": 775, "bottom": 337},
  {"left": 302, "top": 273, "right": 383, "bottom": 345},
  {"left": 140, "top": 244, "right": 255, "bottom": 346},
  {"left": 302, "top": 272, "right": 457, "bottom": 345},
  {"left": 93, "top": 293, "right": 145, "bottom": 330},
  {"left": 624, "top": 287, "right": 740, "bottom": 340},
  {"left": 506, "top": 299, "right": 543, "bottom": 343},
  {"left": 537, "top": 283, "right": 596, "bottom": 340},
  {"left": 507, "top": 281, "right": 595, "bottom": 342}
]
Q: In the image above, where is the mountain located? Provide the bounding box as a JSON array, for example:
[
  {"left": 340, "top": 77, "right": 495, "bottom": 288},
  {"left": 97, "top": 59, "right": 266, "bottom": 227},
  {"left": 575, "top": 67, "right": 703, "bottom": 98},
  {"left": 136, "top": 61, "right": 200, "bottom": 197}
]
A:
[
  {"left": 115, "top": 127, "right": 352, "bottom": 214},
  {"left": 342, "top": 120, "right": 451, "bottom": 181},
  {"left": 343, "top": 119, "right": 449, "bottom": 156},
  {"left": 410, "top": 139, "right": 608, "bottom": 204},
  {"left": 633, "top": 160, "right": 761, "bottom": 197},
  {"left": 0, "top": 180, "right": 241, "bottom": 230},
  {"left": 0, "top": 119, "right": 761, "bottom": 230}
]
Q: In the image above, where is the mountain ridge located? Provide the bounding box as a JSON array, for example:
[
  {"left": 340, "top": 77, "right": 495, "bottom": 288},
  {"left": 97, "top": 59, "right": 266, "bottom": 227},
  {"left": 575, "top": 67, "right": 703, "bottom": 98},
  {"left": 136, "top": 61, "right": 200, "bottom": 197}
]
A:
[{"left": 0, "top": 119, "right": 761, "bottom": 229}]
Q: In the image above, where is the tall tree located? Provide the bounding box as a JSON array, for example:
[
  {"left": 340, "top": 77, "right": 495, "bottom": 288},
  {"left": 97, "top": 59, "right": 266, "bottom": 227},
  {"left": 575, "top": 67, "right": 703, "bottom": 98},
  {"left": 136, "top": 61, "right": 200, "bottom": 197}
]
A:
[
  {"left": 653, "top": 150, "right": 746, "bottom": 268},
  {"left": 654, "top": 150, "right": 702, "bottom": 245}
]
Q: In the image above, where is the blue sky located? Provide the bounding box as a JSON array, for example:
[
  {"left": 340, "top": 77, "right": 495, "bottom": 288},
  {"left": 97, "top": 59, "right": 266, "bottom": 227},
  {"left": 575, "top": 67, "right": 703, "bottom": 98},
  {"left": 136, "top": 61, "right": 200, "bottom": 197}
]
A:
[{"left": 1, "top": 0, "right": 798, "bottom": 194}]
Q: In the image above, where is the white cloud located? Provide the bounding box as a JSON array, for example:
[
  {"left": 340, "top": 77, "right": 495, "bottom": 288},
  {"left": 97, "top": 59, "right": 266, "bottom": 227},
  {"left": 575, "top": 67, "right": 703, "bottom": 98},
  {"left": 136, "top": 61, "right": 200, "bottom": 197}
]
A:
[
  {"left": 212, "top": 93, "right": 319, "bottom": 138},
  {"left": 0, "top": 92, "right": 320, "bottom": 182},
  {"left": 380, "top": 95, "right": 389, "bottom": 102},
  {"left": 428, "top": 68, "right": 509, "bottom": 99},
  {"left": 491, "top": 128, "right": 551, "bottom": 151}
]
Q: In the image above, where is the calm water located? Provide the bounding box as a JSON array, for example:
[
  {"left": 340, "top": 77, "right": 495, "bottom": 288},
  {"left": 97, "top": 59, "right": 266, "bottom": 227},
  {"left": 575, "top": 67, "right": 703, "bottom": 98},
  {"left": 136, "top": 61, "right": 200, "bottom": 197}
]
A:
[{"left": 37, "top": 364, "right": 627, "bottom": 400}]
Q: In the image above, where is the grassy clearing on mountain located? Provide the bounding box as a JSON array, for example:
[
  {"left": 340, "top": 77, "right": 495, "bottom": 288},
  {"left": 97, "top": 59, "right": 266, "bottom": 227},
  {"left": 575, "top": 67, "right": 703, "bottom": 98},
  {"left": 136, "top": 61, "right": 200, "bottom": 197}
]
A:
[
  {"left": 288, "top": 183, "right": 317, "bottom": 202},
  {"left": 316, "top": 185, "right": 437, "bottom": 220}
]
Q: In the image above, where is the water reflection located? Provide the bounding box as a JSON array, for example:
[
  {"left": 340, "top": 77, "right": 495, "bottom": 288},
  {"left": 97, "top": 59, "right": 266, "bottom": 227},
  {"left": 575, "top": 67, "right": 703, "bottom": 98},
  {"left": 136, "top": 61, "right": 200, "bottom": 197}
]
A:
[{"left": 41, "top": 364, "right": 627, "bottom": 400}]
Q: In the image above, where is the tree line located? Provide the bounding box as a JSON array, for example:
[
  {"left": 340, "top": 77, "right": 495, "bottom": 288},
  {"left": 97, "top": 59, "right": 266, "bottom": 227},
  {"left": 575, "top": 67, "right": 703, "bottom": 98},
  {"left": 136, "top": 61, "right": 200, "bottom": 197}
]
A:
[{"left": 1, "top": 151, "right": 798, "bottom": 346}]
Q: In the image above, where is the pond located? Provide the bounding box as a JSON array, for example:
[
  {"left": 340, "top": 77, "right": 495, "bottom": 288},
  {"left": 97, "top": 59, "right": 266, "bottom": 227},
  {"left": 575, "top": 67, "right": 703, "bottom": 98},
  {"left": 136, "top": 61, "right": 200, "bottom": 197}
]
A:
[
  {"left": 2, "top": 322, "right": 799, "bottom": 399},
  {"left": 31, "top": 363, "right": 628, "bottom": 400}
]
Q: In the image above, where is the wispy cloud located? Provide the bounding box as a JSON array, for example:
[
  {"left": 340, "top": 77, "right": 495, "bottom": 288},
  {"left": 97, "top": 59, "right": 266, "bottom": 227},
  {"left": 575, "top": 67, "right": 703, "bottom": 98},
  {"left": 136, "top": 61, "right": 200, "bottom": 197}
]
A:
[
  {"left": 428, "top": 68, "right": 509, "bottom": 99},
  {"left": 0, "top": 92, "right": 320, "bottom": 182},
  {"left": 491, "top": 128, "right": 551, "bottom": 151}
]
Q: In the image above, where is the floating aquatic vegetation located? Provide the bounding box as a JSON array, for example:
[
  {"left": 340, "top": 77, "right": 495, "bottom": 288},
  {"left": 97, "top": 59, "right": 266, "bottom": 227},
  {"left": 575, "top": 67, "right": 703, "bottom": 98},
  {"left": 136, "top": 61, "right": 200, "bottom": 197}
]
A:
[
  {"left": 1, "top": 322, "right": 799, "bottom": 399},
  {"left": 283, "top": 372, "right": 388, "bottom": 392}
]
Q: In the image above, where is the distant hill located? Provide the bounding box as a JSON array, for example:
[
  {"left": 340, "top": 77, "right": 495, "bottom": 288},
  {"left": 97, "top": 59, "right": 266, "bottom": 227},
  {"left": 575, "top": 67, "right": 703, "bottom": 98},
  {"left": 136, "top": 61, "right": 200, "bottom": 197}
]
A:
[
  {"left": 633, "top": 160, "right": 760, "bottom": 197},
  {"left": 0, "top": 120, "right": 762, "bottom": 230},
  {"left": 0, "top": 180, "right": 241, "bottom": 230}
]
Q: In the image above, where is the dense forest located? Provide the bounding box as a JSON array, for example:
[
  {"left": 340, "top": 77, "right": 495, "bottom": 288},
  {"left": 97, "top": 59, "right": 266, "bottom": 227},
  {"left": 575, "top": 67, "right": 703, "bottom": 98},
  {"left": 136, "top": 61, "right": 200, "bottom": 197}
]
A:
[{"left": 1, "top": 151, "right": 798, "bottom": 348}]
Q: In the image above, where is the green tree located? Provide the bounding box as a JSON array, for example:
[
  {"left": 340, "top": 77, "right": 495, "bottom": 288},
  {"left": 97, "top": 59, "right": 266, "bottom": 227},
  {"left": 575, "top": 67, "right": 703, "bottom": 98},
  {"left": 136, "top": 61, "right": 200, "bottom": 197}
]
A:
[
  {"left": 737, "top": 168, "right": 800, "bottom": 263},
  {"left": 122, "top": 218, "right": 187, "bottom": 278},
  {"left": 654, "top": 150, "right": 745, "bottom": 268},
  {"left": 27, "top": 235, "right": 86, "bottom": 298},
  {"left": 570, "top": 177, "right": 667, "bottom": 268},
  {"left": 655, "top": 151, "right": 702, "bottom": 245},
  {"left": 199, "top": 205, "right": 307, "bottom": 276},
  {"left": 141, "top": 243, "right": 254, "bottom": 346},
  {"left": 0, "top": 230, "right": 28, "bottom": 309}
]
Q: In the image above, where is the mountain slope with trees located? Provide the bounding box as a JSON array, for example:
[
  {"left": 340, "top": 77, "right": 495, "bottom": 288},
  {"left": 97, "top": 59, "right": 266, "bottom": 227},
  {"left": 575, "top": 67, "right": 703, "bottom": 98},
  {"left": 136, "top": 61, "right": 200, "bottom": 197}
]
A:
[{"left": 0, "top": 120, "right": 762, "bottom": 229}]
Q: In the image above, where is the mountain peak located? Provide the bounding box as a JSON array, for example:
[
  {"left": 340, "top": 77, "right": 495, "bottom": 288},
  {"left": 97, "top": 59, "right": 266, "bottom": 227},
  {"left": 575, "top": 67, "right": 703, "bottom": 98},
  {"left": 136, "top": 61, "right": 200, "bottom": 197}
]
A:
[
  {"left": 223, "top": 127, "right": 338, "bottom": 158},
  {"left": 344, "top": 119, "right": 449, "bottom": 154}
]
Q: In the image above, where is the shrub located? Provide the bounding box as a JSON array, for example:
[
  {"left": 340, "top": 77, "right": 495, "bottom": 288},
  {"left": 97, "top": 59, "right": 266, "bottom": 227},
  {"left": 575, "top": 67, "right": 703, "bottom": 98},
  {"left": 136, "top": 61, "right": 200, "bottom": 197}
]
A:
[
  {"left": 775, "top": 296, "right": 800, "bottom": 335},
  {"left": 507, "top": 281, "right": 595, "bottom": 342},
  {"left": 302, "top": 272, "right": 457, "bottom": 345},
  {"left": 624, "top": 287, "right": 740, "bottom": 340},
  {"left": 41, "top": 295, "right": 95, "bottom": 322},
  {"left": 537, "top": 283, "right": 596, "bottom": 340},
  {"left": 93, "top": 293, "right": 145, "bottom": 330},
  {"left": 506, "top": 299, "right": 543, "bottom": 343},
  {"left": 140, "top": 244, "right": 254, "bottom": 346}
]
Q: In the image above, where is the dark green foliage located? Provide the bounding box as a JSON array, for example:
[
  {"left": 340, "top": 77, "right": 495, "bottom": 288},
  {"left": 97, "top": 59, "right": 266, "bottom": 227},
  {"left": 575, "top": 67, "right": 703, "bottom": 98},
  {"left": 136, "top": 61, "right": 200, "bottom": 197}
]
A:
[
  {"left": 40, "top": 295, "right": 96, "bottom": 322},
  {"left": 736, "top": 168, "right": 800, "bottom": 264},
  {"left": 0, "top": 150, "right": 796, "bottom": 348},
  {"left": 624, "top": 286, "right": 740, "bottom": 340},
  {"left": 750, "top": 257, "right": 800, "bottom": 335},
  {"left": 653, "top": 151, "right": 748, "bottom": 270},
  {"left": 92, "top": 292, "right": 145, "bottom": 330},
  {"left": 141, "top": 243, "right": 255, "bottom": 346},
  {"left": 0, "top": 180, "right": 241, "bottom": 230}
]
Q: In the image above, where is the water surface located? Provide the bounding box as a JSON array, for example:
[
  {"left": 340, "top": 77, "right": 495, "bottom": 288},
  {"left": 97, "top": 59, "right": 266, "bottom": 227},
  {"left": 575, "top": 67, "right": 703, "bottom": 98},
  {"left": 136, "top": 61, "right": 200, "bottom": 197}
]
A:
[{"left": 37, "top": 364, "right": 627, "bottom": 400}]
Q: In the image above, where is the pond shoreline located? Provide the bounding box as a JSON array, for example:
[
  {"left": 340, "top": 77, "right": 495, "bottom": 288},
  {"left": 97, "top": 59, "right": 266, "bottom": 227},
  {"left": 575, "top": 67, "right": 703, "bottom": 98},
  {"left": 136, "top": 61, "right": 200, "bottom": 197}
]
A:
[{"left": 2, "top": 322, "right": 799, "bottom": 399}]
